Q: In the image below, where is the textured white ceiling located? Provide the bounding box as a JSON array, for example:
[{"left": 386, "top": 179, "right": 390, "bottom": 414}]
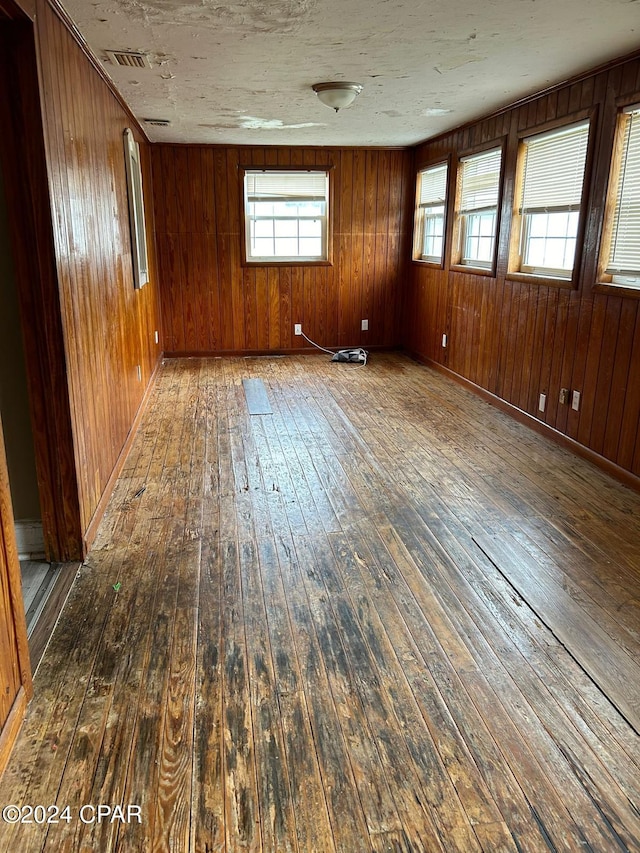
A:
[{"left": 61, "top": 0, "right": 640, "bottom": 146}]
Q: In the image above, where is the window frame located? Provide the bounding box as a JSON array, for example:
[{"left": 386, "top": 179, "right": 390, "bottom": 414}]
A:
[
  {"left": 596, "top": 99, "right": 640, "bottom": 298},
  {"left": 451, "top": 139, "right": 506, "bottom": 277},
  {"left": 507, "top": 110, "right": 595, "bottom": 289},
  {"left": 412, "top": 158, "right": 449, "bottom": 266},
  {"left": 240, "top": 166, "right": 333, "bottom": 267}
]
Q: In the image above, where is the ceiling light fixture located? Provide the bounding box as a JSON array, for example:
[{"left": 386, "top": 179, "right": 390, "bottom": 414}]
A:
[{"left": 312, "top": 81, "right": 363, "bottom": 112}]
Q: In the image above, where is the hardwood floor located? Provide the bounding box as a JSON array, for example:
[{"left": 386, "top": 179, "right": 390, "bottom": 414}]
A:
[{"left": 0, "top": 352, "right": 639, "bottom": 852}]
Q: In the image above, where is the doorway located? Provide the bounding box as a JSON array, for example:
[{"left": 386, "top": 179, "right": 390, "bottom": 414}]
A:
[{"left": 0, "top": 157, "right": 60, "bottom": 646}]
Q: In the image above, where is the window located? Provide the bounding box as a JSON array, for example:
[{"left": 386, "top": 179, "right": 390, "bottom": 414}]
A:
[
  {"left": 244, "top": 170, "right": 329, "bottom": 263},
  {"left": 413, "top": 162, "right": 448, "bottom": 263},
  {"left": 123, "top": 128, "right": 149, "bottom": 289},
  {"left": 454, "top": 147, "right": 502, "bottom": 270},
  {"left": 512, "top": 121, "right": 589, "bottom": 279},
  {"left": 601, "top": 106, "right": 640, "bottom": 290}
]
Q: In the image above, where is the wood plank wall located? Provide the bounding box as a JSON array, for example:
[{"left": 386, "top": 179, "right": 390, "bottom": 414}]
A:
[
  {"left": 405, "top": 56, "right": 640, "bottom": 483},
  {"left": 0, "top": 16, "right": 83, "bottom": 560},
  {"left": 34, "top": 0, "right": 161, "bottom": 543},
  {"left": 151, "top": 146, "right": 412, "bottom": 354}
]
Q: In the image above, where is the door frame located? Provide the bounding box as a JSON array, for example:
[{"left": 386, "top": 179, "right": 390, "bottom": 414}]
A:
[{"left": 0, "top": 411, "right": 32, "bottom": 776}]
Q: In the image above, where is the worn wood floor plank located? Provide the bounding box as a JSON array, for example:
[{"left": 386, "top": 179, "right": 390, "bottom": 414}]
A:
[
  {"left": 1, "top": 353, "right": 639, "bottom": 853},
  {"left": 193, "top": 368, "right": 225, "bottom": 853},
  {"left": 474, "top": 530, "right": 640, "bottom": 735}
]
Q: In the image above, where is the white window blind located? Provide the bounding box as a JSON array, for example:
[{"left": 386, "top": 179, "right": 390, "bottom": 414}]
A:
[
  {"left": 245, "top": 171, "right": 327, "bottom": 202},
  {"left": 459, "top": 148, "right": 502, "bottom": 212},
  {"left": 520, "top": 121, "right": 589, "bottom": 213},
  {"left": 607, "top": 108, "right": 640, "bottom": 275},
  {"left": 419, "top": 163, "right": 448, "bottom": 207}
]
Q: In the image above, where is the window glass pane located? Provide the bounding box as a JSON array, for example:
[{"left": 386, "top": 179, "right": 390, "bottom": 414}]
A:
[
  {"left": 478, "top": 237, "right": 493, "bottom": 260},
  {"left": 299, "top": 219, "right": 322, "bottom": 237},
  {"left": 253, "top": 238, "right": 274, "bottom": 256},
  {"left": 462, "top": 210, "right": 495, "bottom": 265},
  {"left": 424, "top": 216, "right": 443, "bottom": 238},
  {"left": 254, "top": 220, "right": 273, "bottom": 238},
  {"left": 274, "top": 238, "right": 299, "bottom": 256},
  {"left": 299, "top": 201, "right": 325, "bottom": 217},
  {"left": 253, "top": 201, "right": 274, "bottom": 217},
  {"left": 273, "top": 201, "right": 294, "bottom": 217},
  {"left": 479, "top": 215, "right": 495, "bottom": 238},
  {"left": 424, "top": 235, "right": 443, "bottom": 258},
  {"left": 274, "top": 219, "right": 297, "bottom": 238},
  {"left": 299, "top": 238, "right": 322, "bottom": 256},
  {"left": 528, "top": 213, "right": 548, "bottom": 238},
  {"left": 522, "top": 211, "right": 579, "bottom": 272},
  {"left": 422, "top": 212, "right": 444, "bottom": 258}
]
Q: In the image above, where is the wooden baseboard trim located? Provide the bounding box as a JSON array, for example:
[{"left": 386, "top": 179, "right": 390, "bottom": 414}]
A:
[
  {"left": 82, "top": 360, "right": 161, "bottom": 554},
  {"left": 0, "top": 686, "right": 27, "bottom": 779},
  {"left": 407, "top": 351, "right": 640, "bottom": 494}
]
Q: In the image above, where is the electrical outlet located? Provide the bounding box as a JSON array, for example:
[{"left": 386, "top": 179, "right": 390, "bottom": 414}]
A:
[
  {"left": 294, "top": 324, "right": 302, "bottom": 336},
  {"left": 559, "top": 388, "right": 570, "bottom": 405},
  {"left": 572, "top": 390, "right": 581, "bottom": 411},
  {"left": 361, "top": 319, "right": 368, "bottom": 331},
  {"left": 442, "top": 333, "right": 447, "bottom": 348},
  {"left": 538, "top": 393, "right": 546, "bottom": 413}
]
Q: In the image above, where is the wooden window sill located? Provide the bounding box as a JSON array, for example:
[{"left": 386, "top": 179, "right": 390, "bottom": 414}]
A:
[
  {"left": 506, "top": 271, "right": 575, "bottom": 289},
  {"left": 593, "top": 280, "right": 640, "bottom": 299},
  {"left": 450, "top": 263, "right": 496, "bottom": 278}
]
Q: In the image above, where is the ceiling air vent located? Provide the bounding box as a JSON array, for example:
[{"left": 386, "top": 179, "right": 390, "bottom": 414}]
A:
[
  {"left": 105, "top": 49, "right": 151, "bottom": 69},
  {"left": 144, "top": 118, "right": 171, "bottom": 128}
]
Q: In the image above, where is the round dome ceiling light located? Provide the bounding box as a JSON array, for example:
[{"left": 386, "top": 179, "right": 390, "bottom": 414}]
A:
[{"left": 312, "top": 82, "right": 363, "bottom": 112}]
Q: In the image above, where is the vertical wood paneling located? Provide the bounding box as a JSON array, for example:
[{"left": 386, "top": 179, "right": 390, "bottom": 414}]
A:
[
  {"left": 406, "top": 54, "right": 640, "bottom": 483},
  {"left": 351, "top": 149, "right": 366, "bottom": 345},
  {"left": 153, "top": 144, "right": 410, "bottom": 355},
  {"left": 589, "top": 297, "right": 623, "bottom": 456},
  {"left": 602, "top": 300, "right": 638, "bottom": 461},
  {"left": 34, "top": 0, "right": 161, "bottom": 541},
  {"left": 289, "top": 266, "right": 302, "bottom": 349},
  {"left": 616, "top": 309, "right": 640, "bottom": 472}
]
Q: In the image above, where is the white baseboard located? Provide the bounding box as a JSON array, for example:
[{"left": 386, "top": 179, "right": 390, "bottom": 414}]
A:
[{"left": 14, "top": 519, "right": 45, "bottom": 560}]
